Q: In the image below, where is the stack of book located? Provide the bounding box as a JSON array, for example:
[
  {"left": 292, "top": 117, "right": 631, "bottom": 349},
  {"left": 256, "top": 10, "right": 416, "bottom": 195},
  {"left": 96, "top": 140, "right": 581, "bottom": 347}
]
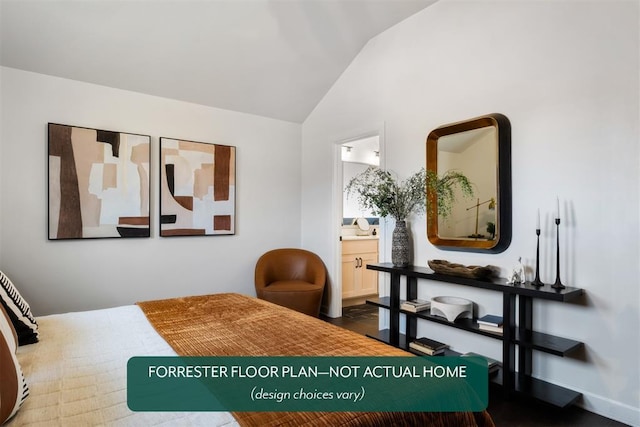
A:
[
  {"left": 409, "top": 337, "right": 449, "bottom": 355},
  {"left": 400, "top": 299, "right": 431, "bottom": 313},
  {"left": 477, "top": 314, "right": 503, "bottom": 334}
]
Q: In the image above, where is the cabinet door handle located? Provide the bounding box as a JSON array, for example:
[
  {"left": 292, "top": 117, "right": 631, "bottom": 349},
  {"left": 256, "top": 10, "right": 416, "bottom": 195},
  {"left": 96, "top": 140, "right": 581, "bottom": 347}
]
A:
[{"left": 356, "top": 257, "right": 362, "bottom": 268}]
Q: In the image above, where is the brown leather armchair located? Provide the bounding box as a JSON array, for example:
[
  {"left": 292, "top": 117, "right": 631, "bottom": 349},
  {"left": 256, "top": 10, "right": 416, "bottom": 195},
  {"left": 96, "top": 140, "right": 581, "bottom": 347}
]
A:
[{"left": 255, "top": 248, "right": 326, "bottom": 317}]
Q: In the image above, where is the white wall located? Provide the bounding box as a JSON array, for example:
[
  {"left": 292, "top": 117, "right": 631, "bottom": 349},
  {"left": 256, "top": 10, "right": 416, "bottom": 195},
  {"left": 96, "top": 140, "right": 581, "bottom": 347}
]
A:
[
  {"left": 302, "top": 1, "right": 639, "bottom": 424},
  {"left": 0, "top": 67, "right": 302, "bottom": 316}
]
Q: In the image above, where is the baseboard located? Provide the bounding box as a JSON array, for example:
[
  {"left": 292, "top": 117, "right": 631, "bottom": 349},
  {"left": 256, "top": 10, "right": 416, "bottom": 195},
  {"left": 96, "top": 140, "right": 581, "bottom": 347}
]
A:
[{"left": 574, "top": 386, "right": 639, "bottom": 426}]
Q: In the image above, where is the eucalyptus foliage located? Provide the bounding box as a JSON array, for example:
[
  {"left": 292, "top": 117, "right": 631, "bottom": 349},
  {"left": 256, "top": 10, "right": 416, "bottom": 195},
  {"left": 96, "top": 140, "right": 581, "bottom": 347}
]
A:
[
  {"left": 346, "top": 166, "right": 474, "bottom": 221},
  {"left": 345, "top": 167, "right": 427, "bottom": 221}
]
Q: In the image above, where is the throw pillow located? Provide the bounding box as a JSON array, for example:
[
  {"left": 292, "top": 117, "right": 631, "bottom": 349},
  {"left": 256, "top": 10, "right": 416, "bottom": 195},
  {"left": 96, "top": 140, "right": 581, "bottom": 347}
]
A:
[{"left": 0, "top": 270, "right": 39, "bottom": 345}]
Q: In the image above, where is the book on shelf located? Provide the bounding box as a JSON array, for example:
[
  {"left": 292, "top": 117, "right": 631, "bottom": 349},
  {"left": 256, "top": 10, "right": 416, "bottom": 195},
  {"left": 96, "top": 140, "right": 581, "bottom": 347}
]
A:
[
  {"left": 476, "top": 314, "right": 503, "bottom": 327},
  {"left": 478, "top": 323, "right": 503, "bottom": 334},
  {"left": 401, "top": 299, "right": 431, "bottom": 312},
  {"left": 409, "top": 337, "right": 449, "bottom": 355},
  {"left": 409, "top": 342, "right": 444, "bottom": 355}
]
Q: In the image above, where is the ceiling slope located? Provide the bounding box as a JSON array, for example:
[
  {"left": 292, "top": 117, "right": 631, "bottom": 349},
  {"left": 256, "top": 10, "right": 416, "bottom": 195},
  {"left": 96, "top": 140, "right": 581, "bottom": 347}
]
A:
[{"left": 0, "top": 0, "right": 435, "bottom": 123}]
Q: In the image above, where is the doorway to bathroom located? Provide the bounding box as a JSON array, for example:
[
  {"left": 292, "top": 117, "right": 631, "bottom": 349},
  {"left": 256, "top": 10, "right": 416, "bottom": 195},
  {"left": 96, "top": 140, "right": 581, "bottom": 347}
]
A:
[{"left": 340, "top": 135, "right": 381, "bottom": 311}]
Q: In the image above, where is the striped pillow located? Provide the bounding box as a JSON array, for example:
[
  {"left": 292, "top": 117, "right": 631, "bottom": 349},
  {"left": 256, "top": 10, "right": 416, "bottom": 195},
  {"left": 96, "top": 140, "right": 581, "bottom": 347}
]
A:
[
  {"left": 0, "top": 294, "right": 18, "bottom": 352},
  {"left": 0, "top": 303, "right": 29, "bottom": 423},
  {"left": 0, "top": 270, "right": 39, "bottom": 345}
]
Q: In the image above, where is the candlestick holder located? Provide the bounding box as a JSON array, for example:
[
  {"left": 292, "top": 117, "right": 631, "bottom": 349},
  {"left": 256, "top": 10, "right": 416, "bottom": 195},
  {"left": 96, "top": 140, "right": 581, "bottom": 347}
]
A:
[
  {"left": 552, "top": 218, "right": 565, "bottom": 289},
  {"left": 531, "top": 228, "right": 544, "bottom": 287}
]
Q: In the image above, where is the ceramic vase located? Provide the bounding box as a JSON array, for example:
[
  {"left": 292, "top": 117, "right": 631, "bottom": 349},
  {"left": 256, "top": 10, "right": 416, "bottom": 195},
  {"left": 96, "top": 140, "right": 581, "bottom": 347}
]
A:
[{"left": 391, "top": 219, "right": 410, "bottom": 267}]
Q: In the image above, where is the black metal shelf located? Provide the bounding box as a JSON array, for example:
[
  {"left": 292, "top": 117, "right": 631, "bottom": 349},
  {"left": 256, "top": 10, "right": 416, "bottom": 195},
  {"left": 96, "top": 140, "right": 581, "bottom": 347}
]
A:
[
  {"left": 514, "top": 375, "right": 582, "bottom": 408},
  {"left": 368, "top": 297, "right": 582, "bottom": 356},
  {"left": 368, "top": 297, "right": 503, "bottom": 340},
  {"left": 367, "top": 329, "right": 505, "bottom": 389},
  {"left": 513, "top": 330, "right": 583, "bottom": 357},
  {"left": 366, "top": 263, "right": 585, "bottom": 408}
]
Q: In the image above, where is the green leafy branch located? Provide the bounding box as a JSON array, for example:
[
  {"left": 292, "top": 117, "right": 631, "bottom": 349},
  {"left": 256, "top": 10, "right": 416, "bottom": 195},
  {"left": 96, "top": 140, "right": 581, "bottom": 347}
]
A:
[
  {"left": 426, "top": 170, "right": 474, "bottom": 219},
  {"left": 345, "top": 167, "right": 426, "bottom": 221},
  {"left": 346, "top": 166, "right": 474, "bottom": 221}
]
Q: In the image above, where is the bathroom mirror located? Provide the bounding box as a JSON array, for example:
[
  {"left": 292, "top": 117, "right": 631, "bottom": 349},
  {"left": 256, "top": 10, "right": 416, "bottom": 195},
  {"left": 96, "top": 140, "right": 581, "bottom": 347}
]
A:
[{"left": 426, "top": 113, "right": 511, "bottom": 253}]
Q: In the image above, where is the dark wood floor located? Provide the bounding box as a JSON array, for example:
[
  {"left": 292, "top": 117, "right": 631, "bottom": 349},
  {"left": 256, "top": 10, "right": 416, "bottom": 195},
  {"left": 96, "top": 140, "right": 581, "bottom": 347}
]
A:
[{"left": 322, "top": 304, "right": 630, "bottom": 427}]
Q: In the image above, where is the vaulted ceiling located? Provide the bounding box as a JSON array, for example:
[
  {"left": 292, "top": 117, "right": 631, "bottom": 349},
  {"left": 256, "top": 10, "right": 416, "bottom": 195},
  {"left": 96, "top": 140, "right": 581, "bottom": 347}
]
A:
[{"left": 0, "top": 0, "right": 436, "bottom": 123}]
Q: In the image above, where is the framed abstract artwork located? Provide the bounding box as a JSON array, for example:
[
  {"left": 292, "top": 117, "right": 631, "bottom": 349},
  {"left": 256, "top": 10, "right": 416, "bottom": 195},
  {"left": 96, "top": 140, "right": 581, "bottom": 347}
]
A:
[
  {"left": 48, "top": 123, "right": 151, "bottom": 239},
  {"left": 159, "top": 138, "right": 236, "bottom": 236}
]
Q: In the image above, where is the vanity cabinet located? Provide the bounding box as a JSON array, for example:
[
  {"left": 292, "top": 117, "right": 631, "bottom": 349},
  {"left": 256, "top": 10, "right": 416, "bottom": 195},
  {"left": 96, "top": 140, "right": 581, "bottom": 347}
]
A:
[
  {"left": 366, "top": 263, "right": 584, "bottom": 408},
  {"left": 341, "top": 239, "right": 379, "bottom": 299}
]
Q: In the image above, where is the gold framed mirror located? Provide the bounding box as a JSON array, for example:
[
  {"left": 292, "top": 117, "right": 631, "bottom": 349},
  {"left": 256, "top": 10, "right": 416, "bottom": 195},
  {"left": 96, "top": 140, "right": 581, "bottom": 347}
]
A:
[{"left": 426, "top": 113, "right": 511, "bottom": 253}]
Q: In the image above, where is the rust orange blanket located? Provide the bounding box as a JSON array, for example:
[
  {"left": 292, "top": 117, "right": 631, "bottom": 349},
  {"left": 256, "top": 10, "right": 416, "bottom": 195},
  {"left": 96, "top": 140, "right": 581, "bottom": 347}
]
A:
[{"left": 137, "top": 293, "right": 494, "bottom": 427}]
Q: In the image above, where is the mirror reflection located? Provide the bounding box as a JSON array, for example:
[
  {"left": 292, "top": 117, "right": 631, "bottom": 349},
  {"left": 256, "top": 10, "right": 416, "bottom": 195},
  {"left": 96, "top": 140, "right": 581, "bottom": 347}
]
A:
[
  {"left": 342, "top": 136, "right": 380, "bottom": 222},
  {"left": 426, "top": 113, "right": 511, "bottom": 253},
  {"left": 437, "top": 126, "right": 497, "bottom": 240}
]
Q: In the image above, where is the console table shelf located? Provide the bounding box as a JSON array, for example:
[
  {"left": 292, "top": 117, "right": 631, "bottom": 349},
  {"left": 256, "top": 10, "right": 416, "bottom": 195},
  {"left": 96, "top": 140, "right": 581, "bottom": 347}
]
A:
[
  {"left": 514, "top": 375, "right": 582, "bottom": 408},
  {"left": 367, "top": 263, "right": 583, "bottom": 301},
  {"left": 368, "top": 297, "right": 504, "bottom": 340},
  {"left": 513, "top": 330, "right": 583, "bottom": 356},
  {"left": 365, "top": 263, "right": 584, "bottom": 408}
]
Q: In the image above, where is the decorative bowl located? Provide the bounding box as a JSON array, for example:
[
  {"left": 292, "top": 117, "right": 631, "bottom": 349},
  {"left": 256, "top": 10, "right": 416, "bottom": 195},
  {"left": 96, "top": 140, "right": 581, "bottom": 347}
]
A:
[{"left": 430, "top": 296, "right": 473, "bottom": 322}]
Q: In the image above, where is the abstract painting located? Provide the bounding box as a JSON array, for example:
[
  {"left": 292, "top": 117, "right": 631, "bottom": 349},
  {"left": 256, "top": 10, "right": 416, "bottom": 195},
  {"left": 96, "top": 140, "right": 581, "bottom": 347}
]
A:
[
  {"left": 48, "top": 123, "right": 151, "bottom": 239},
  {"left": 160, "top": 138, "right": 236, "bottom": 236}
]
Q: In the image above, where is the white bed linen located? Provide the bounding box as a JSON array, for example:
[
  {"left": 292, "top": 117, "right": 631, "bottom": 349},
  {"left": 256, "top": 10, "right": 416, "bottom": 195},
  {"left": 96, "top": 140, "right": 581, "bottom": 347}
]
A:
[{"left": 10, "top": 305, "right": 240, "bottom": 427}]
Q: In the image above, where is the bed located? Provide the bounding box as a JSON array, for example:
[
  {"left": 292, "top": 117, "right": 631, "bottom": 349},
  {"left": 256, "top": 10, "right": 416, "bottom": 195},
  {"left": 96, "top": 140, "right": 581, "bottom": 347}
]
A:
[{"left": 3, "top": 291, "right": 495, "bottom": 426}]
